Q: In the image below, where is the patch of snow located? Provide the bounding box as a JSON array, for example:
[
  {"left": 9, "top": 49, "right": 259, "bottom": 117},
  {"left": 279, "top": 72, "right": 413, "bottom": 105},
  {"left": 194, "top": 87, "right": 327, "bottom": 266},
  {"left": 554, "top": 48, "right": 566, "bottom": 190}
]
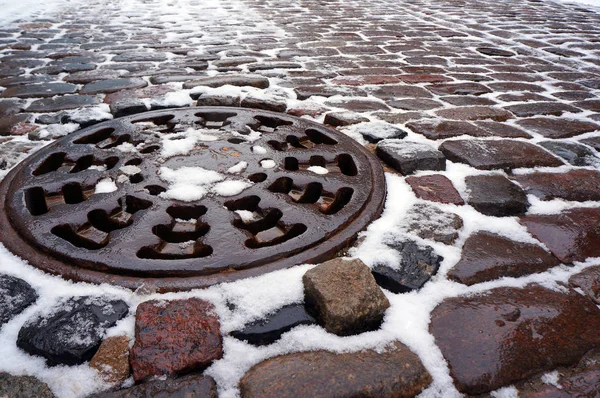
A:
[
  {"left": 252, "top": 146, "right": 267, "bottom": 155},
  {"left": 67, "top": 105, "right": 113, "bottom": 125},
  {"left": 0, "top": 0, "right": 71, "bottom": 25},
  {"left": 490, "top": 386, "right": 519, "bottom": 398},
  {"left": 307, "top": 166, "right": 329, "bottom": 175},
  {"left": 227, "top": 161, "right": 248, "bottom": 174},
  {"left": 212, "top": 180, "right": 253, "bottom": 196},
  {"left": 34, "top": 124, "right": 79, "bottom": 140},
  {"left": 541, "top": 370, "right": 562, "bottom": 388},
  {"left": 118, "top": 166, "right": 141, "bottom": 176},
  {"left": 553, "top": 0, "right": 600, "bottom": 11},
  {"left": 94, "top": 178, "right": 117, "bottom": 194},
  {"left": 159, "top": 166, "right": 253, "bottom": 200},
  {"left": 160, "top": 127, "right": 220, "bottom": 158},
  {"left": 159, "top": 166, "right": 223, "bottom": 202},
  {"left": 343, "top": 121, "right": 407, "bottom": 141},
  {"left": 151, "top": 91, "right": 194, "bottom": 108},
  {"left": 235, "top": 210, "right": 257, "bottom": 223},
  {"left": 260, "top": 159, "right": 276, "bottom": 169},
  {"left": 115, "top": 143, "right": 138, "bottom": 153}
]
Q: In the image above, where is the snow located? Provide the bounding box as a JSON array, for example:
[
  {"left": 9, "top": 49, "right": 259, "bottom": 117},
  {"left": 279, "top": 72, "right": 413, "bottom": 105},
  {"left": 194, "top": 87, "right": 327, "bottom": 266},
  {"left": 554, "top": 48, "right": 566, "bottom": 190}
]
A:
[
  {"left": 118, "top": 166, "right": 141, "bottom": 176},
  {"left": 159, "top": 166, "right": 253, "bottom": 201},
  {"left": 34, "top": 124, "right": 79, "bottom": 141},
  {"left": 490, "top": 386, "right": 519, "bottom": 398},
  {"left": 0, "top": 0, "right": 72, "bottom": 25},
  {"left": 260, "top": 159, "right": 276, "bottom": 169},
  {"left": 251, "top": 146, "right": 268, "bottom": 155},
  {"left": 67, "top": 106, "right": 113, "bottom": 125},
  {"left": 160, "top": 127, "right": 220, "bottom": 158},
  {"left": 307, "top": 166, "right": 329, "bottom": 175},
  {"left": 94, "top": 178, "right": 117, "bottom": 194},
  {"left": 235, "top": 210, "right": 257, "bottom": 223},
  {"left": 159, "top": 166, "right": 224, "bottom": 202},
  {"left": 227, "top": 161, "right": 248, "bottom": 174},
  {"left": 151, "top": 91, "right": 194, "bottom": 108},
  {"left": 212, "top": 180, "right": 253, "bottom": 196},
  {"left": 115, "top": 143, "right": 138, "bottom": 153},
  {"left": 553, "top": 0, "right": 600, "bottom": 9},
  {"left": 541, "top": 371, "right": 562, "bottom": 388}
]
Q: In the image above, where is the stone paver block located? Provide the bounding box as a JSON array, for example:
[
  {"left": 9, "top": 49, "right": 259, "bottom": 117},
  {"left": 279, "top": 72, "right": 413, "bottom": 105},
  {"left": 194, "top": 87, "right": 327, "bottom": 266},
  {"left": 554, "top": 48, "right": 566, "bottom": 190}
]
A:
[
  {"left": 466, "top": 174, "right": 529, "bottom": 217},
  {"left": 182, "top": 75, "right": 269, "bottom": 89},
  {"left": 90, "top": 336, "right": 130, "bottom": 384},
  {"left": 406, "top": 121, "right": 490, "bottom": 139},
  {"left": 448, "top": 231, "right": 560, "bottom": 285},
  {"left": 130, "top": 298, "right": 223, "bottom": 382},
  {"left": 405, "top": 174, "right": 464, "bottom": 205},
  {"left": 303, "top": 258, "right": 390, "bottom": 336},
  {"left": 240, "top": 342, "right": 431, "bottom": 398},
  {"left": 376, "top": 139, "right": 445, "bottom": 175},
  {"left": 516, "top": 118, "right": 600, "bottom": 139},
  {"left": 512, "top": 169, "right": 600, "bottom": 202},
  {"left": 431, "top": 284, "right": 600, "bottom": 394},
  {"left": 520, "top": 207, "right": 600, "bottom": 263},
  {"left": 439, "top": 139, "right": 564, "bottom": 170},
  {"left": 538, "top": 140, "right": 600, "bottom": 166}
]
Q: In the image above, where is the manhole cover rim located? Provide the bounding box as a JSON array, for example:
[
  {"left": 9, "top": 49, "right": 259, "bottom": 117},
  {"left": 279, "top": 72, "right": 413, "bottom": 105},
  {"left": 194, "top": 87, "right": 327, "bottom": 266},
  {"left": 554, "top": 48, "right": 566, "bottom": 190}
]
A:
[{"left": 0, "top": 107, "right": 386, "bottom": 292}]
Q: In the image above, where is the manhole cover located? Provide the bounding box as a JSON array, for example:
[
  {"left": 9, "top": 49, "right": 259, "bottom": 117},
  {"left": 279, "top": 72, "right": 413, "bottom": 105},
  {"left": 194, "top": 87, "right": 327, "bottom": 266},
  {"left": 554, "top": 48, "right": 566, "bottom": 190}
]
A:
[{"left": 0, "top": 107, "right": 385, "bottom": 291}]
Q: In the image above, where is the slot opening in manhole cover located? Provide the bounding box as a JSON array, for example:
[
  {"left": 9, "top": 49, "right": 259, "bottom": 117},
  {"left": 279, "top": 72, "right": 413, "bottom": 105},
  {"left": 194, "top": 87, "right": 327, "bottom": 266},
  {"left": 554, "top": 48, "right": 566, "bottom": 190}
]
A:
[{"left": 0, "top": 107, "right": 386, "bottom": 291}]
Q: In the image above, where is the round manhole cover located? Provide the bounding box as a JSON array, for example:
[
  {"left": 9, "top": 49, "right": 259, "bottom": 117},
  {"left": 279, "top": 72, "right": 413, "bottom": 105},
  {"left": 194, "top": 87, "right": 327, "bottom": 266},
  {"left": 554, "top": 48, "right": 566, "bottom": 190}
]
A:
[{"left": 0, "top": 107, "right": 385, "bottom": 291}]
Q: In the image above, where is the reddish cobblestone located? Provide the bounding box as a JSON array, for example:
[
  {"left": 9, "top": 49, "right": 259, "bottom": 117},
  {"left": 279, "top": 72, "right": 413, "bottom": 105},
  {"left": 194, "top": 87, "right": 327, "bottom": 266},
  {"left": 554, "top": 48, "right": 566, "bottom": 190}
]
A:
[
  {"left": 130, "top": 299, "right": 223, "bottom": 382},
  {"left": 405, "top": 174, "right": 464, "bottom": 205},
  {"left": 520, "top": 208, "right": 600, "bottom": 263},
  {"left": 431, "top": 284, "right": 600, "bottom": 394}
]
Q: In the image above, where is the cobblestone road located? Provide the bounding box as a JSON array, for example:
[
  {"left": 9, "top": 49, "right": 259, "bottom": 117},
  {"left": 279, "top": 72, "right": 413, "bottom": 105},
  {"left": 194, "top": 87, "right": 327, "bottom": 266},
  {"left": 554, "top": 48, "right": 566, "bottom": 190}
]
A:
[{"left": 2, "top": 0, "right": 600, "bottom": 396}]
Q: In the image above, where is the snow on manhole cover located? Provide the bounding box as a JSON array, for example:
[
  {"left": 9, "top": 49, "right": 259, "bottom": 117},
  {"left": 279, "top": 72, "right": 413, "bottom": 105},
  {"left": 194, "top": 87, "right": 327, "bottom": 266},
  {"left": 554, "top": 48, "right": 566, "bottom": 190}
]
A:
[{"left": 0, "top": 107, "right": 386, "bottom": 291}]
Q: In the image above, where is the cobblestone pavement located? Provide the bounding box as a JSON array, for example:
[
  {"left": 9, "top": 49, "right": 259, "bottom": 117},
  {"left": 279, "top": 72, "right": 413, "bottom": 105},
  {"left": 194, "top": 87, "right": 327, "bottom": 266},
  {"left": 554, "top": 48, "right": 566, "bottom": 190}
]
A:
[{"left": 2, "top": 0, "right": 600, "bottom": 396}]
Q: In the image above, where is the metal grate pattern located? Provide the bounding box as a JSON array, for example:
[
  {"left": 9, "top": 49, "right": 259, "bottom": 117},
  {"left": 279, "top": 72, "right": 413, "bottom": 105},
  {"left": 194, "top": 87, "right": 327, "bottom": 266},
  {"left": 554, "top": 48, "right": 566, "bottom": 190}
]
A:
[{"left": 0, "top": 107, "right": 385, "bottom": 291}]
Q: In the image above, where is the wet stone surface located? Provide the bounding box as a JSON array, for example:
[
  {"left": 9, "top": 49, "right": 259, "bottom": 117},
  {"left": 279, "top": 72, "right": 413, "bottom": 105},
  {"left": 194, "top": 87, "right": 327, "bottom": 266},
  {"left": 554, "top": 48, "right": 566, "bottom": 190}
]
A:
[
  {"left": 520, "top": 207, "right": 600, "bottom": 263},
  {"left": 448, "top": 231, "right": 561, "bottom": 285},
  {"left": 17, "top": 296, "right": 129, "bottom": 366},
  {"left": 26, "top": 95, "right": 102, "bottom": 112},
  {"left": 231, "top": 304, "right": 316, "bottom": 346},
  {"left": 570, "top": 266, "right": 600, "bottom": 305},
  {"left": 538, "top": 140, "right": 600, "bottom": 166},
  {"left": 376, "top": 140, "right": 445, "bottom": 175},
  {"left": 439, "top": 139, "right": 564, "bottom": 171},
  {"left": 239, "top": 342, "right": 432, "bottom": 398},
  {"left": 431, "top": 284, "right": 600, "bottom": 394},
  {"left": 130, "top": 298, "right": 222, "bottom": 382},
  {"left": 0, "top": 372, "right": 55, "bottom": 398},
  {"left": 0, "top": 274, "right": 38, "bottom": 326},
  {"left": 90, "top": 336, "right": 131, "bottom": 384},
  {"left": 303, "top": 258, "right": 390, "bottom": 336},
  {"left": 405, "top": 174, "right": 464, "bottom": 205},
  {"left": 465, "top": 174, "right": 529, "bottom": 217},
  {"left": 91, "top": 374, "right": 218, "bottom": 398},
  {"left": 512, "top": 169, "right": 600, "bottom": 202},
  {"left": 0, "top": 83, "right": 78, "bottom": 98},
  {"left": 80, "top": 78, "right": 148, "bottom": 95},
  {"left": 372, "top": 238, "right": 443, "bottom": 293},
  {"left": 516, "top": 118, "right": 600, "bottom": 139}
]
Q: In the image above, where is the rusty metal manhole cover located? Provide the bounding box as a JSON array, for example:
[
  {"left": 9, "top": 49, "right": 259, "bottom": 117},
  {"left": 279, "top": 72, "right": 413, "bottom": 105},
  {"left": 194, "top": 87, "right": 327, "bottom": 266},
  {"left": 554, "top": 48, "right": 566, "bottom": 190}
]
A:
[{"left": 0, "top": 107, "right": 385, "bottom": 291}]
